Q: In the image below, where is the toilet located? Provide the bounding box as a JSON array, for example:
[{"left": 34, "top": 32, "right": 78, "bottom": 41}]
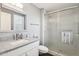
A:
[{"left": 39, "top": 45, "right": 48, "bottom": 53}]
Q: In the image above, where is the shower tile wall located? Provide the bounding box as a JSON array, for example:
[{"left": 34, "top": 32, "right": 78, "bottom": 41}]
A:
[{"left": 47, "top": 7, "right": 79, "bottom": 56}]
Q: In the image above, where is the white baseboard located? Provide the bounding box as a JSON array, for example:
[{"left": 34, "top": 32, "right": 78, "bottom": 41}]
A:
[{"left": 48, "top": 49, "right": 66, "bottom": 56}]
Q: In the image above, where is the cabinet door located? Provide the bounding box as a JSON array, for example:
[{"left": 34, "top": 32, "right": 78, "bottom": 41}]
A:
[
  {"left": 26, "top": 47, "right": 39, "bottom": 56},
  {"left": 0, "top": 11, "right": 11, "bottom": 31}
]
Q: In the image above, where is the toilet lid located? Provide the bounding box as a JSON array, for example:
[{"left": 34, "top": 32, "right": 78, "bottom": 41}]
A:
[{"left": 39, "top": 45, "right": 48, "bottom": 53}]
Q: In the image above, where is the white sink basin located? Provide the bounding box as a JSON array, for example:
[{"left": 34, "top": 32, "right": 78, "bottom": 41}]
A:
[{"left": 10, "top": 39, "right": 29, "bottom": 46}]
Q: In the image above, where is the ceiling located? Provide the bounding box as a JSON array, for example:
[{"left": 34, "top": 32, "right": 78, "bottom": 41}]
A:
[{"left": 33, "top": 3, "right": 79, "bottom": 12}]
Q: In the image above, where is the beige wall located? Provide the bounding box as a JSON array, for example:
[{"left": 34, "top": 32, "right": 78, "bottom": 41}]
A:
[{"left": 0, "top": 11, "right": 11, "bottom": 31}]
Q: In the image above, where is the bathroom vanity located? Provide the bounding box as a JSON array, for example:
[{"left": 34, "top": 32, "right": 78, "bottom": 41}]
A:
[
  {"left": 0, "top": 4, "right": 40, "bottom": 56},
  {"left": 0, "top": 39, "right": 39, "bottom": 56}
]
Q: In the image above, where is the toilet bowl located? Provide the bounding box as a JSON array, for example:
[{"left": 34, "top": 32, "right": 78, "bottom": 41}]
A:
[{"left": 39, "top": 45, "right": 48, "bottom": 53}]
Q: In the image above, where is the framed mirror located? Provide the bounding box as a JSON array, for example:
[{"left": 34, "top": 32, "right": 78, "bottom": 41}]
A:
[{"left": 0, "top": 7, "right": 26, "bottom": 32}]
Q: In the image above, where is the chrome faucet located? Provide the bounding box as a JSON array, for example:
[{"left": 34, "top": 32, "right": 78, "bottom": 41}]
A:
[
  {"left": 16, "top": 33, "right": 19, "bottom": 40},
  {"left": 15, "top": 33, "right": 23, "bottom": 40}
]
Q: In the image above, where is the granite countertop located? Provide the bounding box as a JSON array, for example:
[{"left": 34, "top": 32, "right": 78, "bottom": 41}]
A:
[{"left": 0, "top": 39, "right": 39, "bottom": 55}]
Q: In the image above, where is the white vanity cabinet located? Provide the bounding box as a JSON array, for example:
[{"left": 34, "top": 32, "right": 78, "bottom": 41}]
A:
[
  {"left": 1, "top": 40, "right": 39, "bottom": 56},
  {"left": 26, "top": 46, "right": 39, "bottom": 56}
]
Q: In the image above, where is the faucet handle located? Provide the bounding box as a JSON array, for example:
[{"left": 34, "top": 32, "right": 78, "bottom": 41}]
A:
[
  {"left": 16, "top": 33, "right": 19, "bottom": 40},
  {"left": 26, "top": 34, "right": 28, "bottom": 38}
]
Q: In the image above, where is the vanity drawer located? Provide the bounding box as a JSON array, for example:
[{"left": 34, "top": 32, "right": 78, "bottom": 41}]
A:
[{"left": 1, "top": 41, "right": 39, "bottom": 56}]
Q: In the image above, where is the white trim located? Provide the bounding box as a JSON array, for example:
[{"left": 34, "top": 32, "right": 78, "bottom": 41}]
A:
[
  {"left": 1, "top": 3, "right": 26, "bottom": 15},
  {"left": 48, "top": 49, "right": 66, "bottom": 56},
  {"left": 47, "top": 6, "right": 78, "bottom": 15},
  {"left": 40, "top": 8, "right": 46, "bottom": 45}
]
